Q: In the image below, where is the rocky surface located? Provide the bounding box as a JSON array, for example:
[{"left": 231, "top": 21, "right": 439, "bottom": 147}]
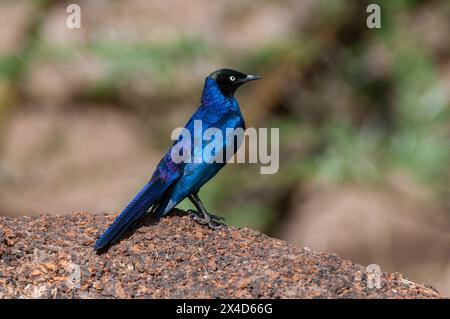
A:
[{"left": 0, "top": 211, "right": 443, "bottom": 299}]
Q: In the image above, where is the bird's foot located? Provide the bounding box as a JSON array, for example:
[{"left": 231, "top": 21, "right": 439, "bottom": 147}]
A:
[
  {"left": 209, "top": 213, "right": 225, "bottom": 223},
  {"left": 188, "top": 210, "right": 225, "bottom": 229}
]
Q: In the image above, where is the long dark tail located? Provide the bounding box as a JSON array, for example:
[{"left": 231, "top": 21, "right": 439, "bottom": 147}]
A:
[{"left": 94, "top": 179, "right": 165, "bottom": 250}]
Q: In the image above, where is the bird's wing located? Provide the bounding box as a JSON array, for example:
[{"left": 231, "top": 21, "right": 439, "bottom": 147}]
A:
[{"left": 94, "top": 152, "right": 184, "bottom": 250}]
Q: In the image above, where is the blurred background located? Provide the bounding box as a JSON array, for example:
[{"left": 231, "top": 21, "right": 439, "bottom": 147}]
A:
[{"left": 0, "top": 0, "right": 449, "bottom": 294}]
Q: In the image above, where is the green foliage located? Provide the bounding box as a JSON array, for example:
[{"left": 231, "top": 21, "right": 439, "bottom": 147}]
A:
[
  {"left": 313, "top": 120, "right": 384, "bottom": 184},
  {"left": 1, "top": 0, "right": 449, "bottom": 228},
  {"left": 89, "top": 36, "right": 211, "bottom": 80}
]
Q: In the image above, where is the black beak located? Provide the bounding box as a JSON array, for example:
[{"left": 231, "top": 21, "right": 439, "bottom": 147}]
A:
[{"left": 239, "top": 74, "right": 262, "bottom": 84}]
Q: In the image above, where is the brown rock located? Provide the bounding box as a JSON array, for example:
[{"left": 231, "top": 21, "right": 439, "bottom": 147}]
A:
[{"left": 0, "top": 211, "right": 443, "bottom": 299}]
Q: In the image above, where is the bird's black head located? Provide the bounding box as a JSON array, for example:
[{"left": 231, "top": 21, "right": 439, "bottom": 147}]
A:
[{"left": 209, "top": 68, "right": 261, "bottom": 97}]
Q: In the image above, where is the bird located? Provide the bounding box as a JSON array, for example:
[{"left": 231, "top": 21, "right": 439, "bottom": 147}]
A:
[{"left": 94, "top": 68, "right": 261, "bottom": 251}]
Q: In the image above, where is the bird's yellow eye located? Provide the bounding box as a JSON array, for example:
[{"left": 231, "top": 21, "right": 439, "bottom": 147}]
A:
[{"left": 229, "top": 76, "right": 235, "bottom": 81}]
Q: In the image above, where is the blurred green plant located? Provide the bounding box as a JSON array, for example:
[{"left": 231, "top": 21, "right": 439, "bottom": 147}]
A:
[
  {"left": 90, "top": 36, "right": 211, "bottom": 83},
  {"left": 0, "top": 0, "right": 448, "bottom": 229},
  {"left": 215, "top": 0, "right": 450, "bottom": 230},
  {"left": 305, "top": 2, "right": 450, "bottom": 193}
]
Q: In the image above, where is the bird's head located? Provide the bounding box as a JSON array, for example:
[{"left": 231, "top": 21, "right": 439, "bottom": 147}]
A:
[{"left": 208, "top": 68, "right": 261, "bottom": 97}]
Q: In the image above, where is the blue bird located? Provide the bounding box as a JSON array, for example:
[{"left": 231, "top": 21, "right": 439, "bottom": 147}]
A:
[{"left": 94, "top": 69, "right": 261, "bottom": 250}]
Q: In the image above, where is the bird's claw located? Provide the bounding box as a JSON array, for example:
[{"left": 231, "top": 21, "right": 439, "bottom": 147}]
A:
[
  {"left": 188, "top": 210, "right": 208, "bottom": 224},
  {"left": 188, "top": 209, "right": 225, "bottom": 229},
  {"left": 207, "top": 220, "right": 224, "bottom": 229},
  {"left": 192, "top": 215, "right": 209, "bottom": 225},
  {"left": 209, "top": 214, "right": 225, "bottom": 222},
  {"left": 188, "top": 209, "right": 202, "bottom": 218}
]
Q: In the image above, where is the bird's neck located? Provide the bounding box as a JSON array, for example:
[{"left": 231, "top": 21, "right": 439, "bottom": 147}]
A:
[{"left": 201, "top": 78, "right": 239, "bottom": 112}]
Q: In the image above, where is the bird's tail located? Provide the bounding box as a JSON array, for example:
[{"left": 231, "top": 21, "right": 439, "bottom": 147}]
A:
[{"left": 94, "top": 178, "right": 165, "bottom": 250}]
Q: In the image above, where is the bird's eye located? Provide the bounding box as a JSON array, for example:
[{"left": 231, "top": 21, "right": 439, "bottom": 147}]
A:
[{"left": 229, "top": 76, "right": 235, "bottom": 81}]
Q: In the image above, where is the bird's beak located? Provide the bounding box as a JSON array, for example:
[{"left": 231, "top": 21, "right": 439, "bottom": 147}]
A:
[{"left": 240, "top": 74, "right": 262, "bottom": 83}]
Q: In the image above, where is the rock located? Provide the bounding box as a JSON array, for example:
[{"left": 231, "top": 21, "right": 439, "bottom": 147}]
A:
[
  {"left": 278, "top": 184, "right": 450, "bottom": 295},
  {"left": 0, "top": 210, "right": 443, "bottom": 299}
]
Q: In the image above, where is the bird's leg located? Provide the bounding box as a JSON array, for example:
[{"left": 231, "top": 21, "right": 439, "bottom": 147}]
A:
[
  {"left": 189, "top": 193, "right": 225, "bottom": 223},
  {"left": 187, "top": 194, "right": 208, "bottom": 224},
  {"left": 188, "top": 193, "right": 225, "bottom": 229}
]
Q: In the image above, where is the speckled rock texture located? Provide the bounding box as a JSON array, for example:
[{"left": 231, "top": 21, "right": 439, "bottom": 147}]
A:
[{"left": 0, "top": 210, "right": 442, "bottom": 299}]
